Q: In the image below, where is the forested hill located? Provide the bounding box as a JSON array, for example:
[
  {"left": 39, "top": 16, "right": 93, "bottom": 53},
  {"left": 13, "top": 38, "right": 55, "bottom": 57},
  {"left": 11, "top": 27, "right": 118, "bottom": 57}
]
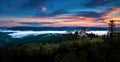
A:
[
  {"left": 5, "top": 26, "right": 109, "bottom": 31},
  {"left": 0, "top": 35, "right": 120, "bottom": 62}
]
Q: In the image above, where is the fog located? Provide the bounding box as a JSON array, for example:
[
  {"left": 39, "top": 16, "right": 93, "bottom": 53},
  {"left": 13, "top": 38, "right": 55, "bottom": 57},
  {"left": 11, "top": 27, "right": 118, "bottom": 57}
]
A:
[{"left": 0, "top": 30, "right": 108, "bottom": 38}]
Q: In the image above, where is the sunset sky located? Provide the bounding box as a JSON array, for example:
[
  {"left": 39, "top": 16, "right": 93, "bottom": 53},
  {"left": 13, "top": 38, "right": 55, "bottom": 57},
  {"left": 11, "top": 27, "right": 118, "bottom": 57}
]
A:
[{"left": 0, "top": 0, "right": 120, "bottom": 27}]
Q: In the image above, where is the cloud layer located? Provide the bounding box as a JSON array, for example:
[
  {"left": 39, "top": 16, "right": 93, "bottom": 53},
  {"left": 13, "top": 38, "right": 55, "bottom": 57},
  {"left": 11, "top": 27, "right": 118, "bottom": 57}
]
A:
[{"left": 0, "top": 0, "right": 120, "bottom": 27}]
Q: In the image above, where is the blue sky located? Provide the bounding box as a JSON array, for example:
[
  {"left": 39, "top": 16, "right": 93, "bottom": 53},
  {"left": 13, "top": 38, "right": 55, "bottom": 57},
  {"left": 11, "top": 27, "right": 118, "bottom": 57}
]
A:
[{"left": 0, "top": 0, "right": 120, "bottom": 27}]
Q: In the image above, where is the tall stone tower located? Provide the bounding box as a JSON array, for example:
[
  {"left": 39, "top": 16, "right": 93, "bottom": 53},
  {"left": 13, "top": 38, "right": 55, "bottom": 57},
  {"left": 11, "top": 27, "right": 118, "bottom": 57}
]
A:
[{"left": 79, "top": 28, "right": 87, "bottom": 37}]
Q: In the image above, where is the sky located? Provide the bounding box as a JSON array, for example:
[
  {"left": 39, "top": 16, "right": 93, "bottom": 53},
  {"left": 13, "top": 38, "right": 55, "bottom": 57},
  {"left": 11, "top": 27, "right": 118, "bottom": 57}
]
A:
[{"left": 0, "top": 0, "right": 120, "bottom": 27}]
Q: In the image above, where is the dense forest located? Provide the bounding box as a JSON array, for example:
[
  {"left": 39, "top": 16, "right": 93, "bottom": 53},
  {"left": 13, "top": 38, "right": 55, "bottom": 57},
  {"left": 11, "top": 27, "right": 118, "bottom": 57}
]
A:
[{"left": 0, "top": 32, "right": 120, "bottom": 62}]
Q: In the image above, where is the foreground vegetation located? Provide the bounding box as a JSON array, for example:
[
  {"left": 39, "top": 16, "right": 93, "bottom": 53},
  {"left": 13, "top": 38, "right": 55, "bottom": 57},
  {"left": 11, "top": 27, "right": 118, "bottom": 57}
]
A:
[{"left": 0, "top": 33, "right": 120, "bottom": 62}]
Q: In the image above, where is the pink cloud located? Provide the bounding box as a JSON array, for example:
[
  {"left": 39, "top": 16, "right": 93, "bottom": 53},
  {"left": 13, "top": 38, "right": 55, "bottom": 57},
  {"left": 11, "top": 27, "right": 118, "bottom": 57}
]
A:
[{"left": 41, "top": 6, "right": 47, "bottom": 11}]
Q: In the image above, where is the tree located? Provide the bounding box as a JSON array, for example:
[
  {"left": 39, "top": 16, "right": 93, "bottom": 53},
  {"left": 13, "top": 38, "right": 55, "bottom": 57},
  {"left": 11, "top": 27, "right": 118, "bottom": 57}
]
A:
[{"left": 109, "top": 20, "right": 115, "bottom": 38}]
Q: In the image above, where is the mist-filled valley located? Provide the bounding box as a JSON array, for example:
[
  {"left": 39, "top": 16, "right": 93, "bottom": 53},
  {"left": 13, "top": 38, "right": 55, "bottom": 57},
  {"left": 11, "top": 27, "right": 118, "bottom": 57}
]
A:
[{"left": 0, "top": 27, "right": 120, "bottom": 62}]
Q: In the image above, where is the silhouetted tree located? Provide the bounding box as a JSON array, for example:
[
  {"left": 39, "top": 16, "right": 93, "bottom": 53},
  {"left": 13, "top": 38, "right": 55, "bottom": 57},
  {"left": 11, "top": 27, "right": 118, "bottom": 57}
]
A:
[{"left": 109, "top": 20, "right": 115, "bottom": 38}]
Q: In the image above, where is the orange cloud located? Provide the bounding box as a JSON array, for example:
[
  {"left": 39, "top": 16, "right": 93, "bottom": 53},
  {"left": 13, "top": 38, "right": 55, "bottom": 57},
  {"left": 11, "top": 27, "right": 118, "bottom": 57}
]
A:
[
  {"left": 103, "top": 7, "right": 120, "bottom": 18},
  {"left": 101, "top": 7, "right": 120, "bottom": 26},
  {"left": 51, "top": 20, "right": 105, "bottom": 27},
  {"left": 0, "top": 15, "right": 106, "bottom": 27},
  {"left": 106, "top": 16, "right": 120, "bottom": 27},
  {"left": 41, "top": 16, "right": 106, "bottom": 27}
]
